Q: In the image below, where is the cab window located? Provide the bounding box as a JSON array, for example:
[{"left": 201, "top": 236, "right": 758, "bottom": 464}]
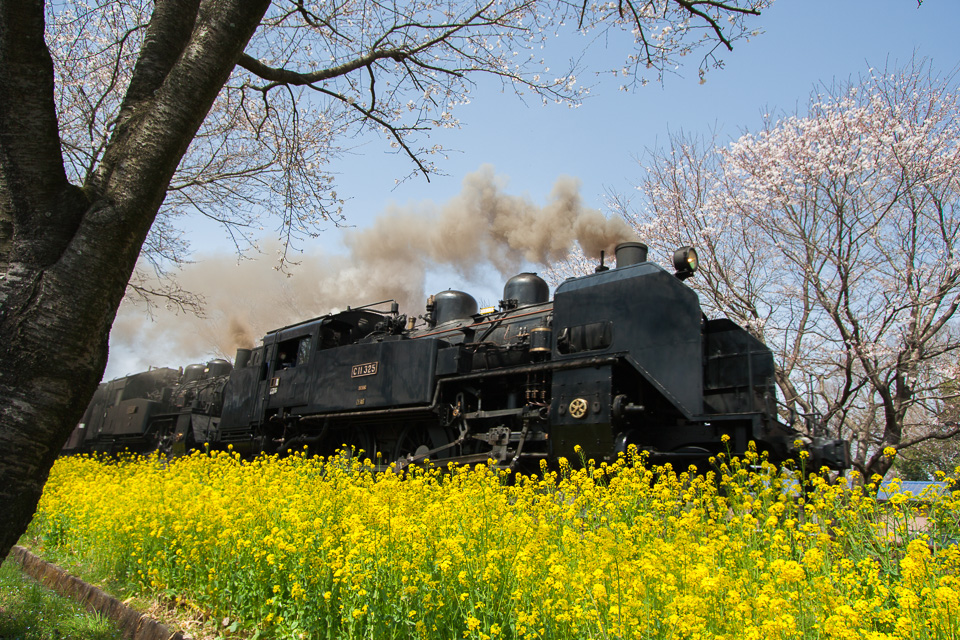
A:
[{"left": 557, "top": 321, "right": 613, "bottom": 354}]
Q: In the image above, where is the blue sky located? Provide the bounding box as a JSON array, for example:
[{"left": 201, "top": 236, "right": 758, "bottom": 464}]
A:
[
  {"left": 106, "top": 0, "right": 960, "bottom": 378},
  {"left": 326, "top": 0, "right": 959, "bottom": 231}
]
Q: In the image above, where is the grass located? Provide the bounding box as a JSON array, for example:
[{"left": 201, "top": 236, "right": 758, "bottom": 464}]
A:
[{"left": 0, "top": 557, "right": 124, "bottom": 640}]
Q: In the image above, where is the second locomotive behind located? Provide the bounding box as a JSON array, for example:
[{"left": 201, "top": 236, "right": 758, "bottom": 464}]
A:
[{"left": 65, "top": 241, "right": 850, "bottom": 471}]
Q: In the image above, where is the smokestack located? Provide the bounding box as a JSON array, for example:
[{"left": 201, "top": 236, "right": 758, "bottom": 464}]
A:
[
  {"left": 235, "top": 348, "right": 252, "bottom": 369},
  {"left": 615, "top": 242, "right": 648, "bottom": 268}
]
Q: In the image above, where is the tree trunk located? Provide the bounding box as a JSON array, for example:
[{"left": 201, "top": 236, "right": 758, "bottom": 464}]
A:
[
  {"left": 0, "top": 0, "right": 271, "bottom": 563},
  {"left": 0, "top": 221, "right": 124, "bottom": 561}
]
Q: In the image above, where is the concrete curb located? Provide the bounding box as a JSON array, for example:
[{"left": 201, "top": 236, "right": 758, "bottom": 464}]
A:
[{"left": 10, "top": 545, "right": 185, "bottom": 640}]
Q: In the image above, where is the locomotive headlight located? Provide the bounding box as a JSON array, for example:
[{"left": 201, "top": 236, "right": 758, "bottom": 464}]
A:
[{"left": 673, "top": 246, "right": 699, "bottom": 281}]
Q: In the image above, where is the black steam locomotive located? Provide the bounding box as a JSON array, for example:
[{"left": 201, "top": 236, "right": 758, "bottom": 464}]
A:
[{"left": 63, "top": 242, "right": 850, "bottom": 471}]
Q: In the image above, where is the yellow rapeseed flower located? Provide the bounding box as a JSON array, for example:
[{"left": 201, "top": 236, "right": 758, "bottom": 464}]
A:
[{"left": 27, "top": 447, "right": 960, "bottom": 640}]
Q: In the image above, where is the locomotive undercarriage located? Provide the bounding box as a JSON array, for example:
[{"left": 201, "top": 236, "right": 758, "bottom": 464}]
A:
[
  {"left": 256, "top": 355, "right": 780, "bottom": 473},
  {"left": 85, "top": 429, "right": 164, "bottom": 455},
  {"left": 600, "top": 364, "right": 788, "bottom": 470},
  {"left": 85, "top": 412, "right": 179, "bottom": 456}
]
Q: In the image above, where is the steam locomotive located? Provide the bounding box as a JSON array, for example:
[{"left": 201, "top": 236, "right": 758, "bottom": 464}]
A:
[{"left": 63, "top": 241, "right": 850, "bottom": 471}]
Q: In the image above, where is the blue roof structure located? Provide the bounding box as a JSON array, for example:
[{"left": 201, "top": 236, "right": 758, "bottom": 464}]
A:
[{"left": 877, "top": 480, "right": 950, "bottom": 502}]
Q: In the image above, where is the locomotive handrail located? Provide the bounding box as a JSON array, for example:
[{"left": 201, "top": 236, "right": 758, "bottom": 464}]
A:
[
  {"left": 776, "top": 399, "right": 825, "bottom": 436},
  {"left": 411, "top": 307, "right": 551, "bottom": 339},
  {"left": 266, "top": 303, "right": 394, "bottom": 335},
  {"left": 440, "top": 354, "right": 622, "bottom": 383}
]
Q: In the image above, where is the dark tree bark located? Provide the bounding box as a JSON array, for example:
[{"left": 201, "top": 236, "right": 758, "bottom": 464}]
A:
[{"left": 0, "top": 0, "right": 271, "bottom": 563}]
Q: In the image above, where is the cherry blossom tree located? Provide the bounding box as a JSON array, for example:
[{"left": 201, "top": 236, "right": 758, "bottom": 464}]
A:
[
  {"left": 608, "top": 60, "right": 960, "bottom": 479},
  {"left": 0, "top": 0, "right": 772, "bottom": 562},
  {"left": 46, "top": 0, "right": 774, "bottom": 294}
]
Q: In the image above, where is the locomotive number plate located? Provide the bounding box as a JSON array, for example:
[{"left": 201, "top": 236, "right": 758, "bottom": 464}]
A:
[{"left": 351, "top": 362, "right": 379, "bottom": 378}]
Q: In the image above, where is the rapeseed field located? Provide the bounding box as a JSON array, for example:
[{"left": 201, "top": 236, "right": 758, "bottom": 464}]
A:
[{"left": 26, "top": 444, "right": 960, "bottom": 640}]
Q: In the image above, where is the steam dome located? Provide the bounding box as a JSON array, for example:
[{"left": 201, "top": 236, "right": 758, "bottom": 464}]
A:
[
  {"left": 433, "top": 290, "right": 478, "bottom": 325},
  {"left": 503, "top": 273, "right": 549, "bottom": 307}
]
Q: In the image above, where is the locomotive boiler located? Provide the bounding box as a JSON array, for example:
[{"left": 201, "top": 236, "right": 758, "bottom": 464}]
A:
[{"left": 64, "top": 241, "right": 850, "bottom": 472}]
